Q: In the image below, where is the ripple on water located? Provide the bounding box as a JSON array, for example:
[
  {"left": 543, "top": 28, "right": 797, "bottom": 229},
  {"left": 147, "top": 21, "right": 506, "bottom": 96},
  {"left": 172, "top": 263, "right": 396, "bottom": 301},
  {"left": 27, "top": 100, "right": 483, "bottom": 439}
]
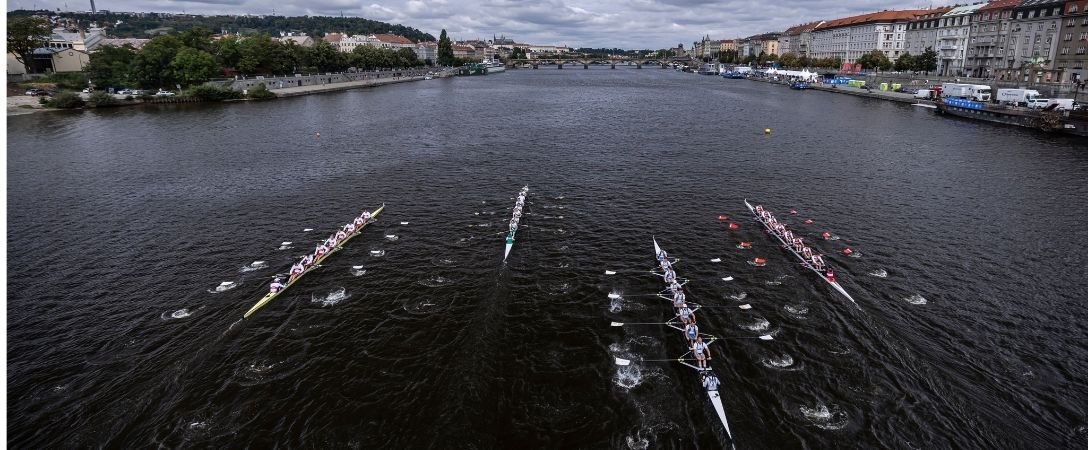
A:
[
  {"left": 868, "top": 268, "right": 888, "bottom": 278},
  {"left": 239, "top": 261, "right": 268, "bottom": 272},
  {"left": 161, "top": 308, "right": 193, "bottom": 320},
  {"left": 430, "top": 255, "right": 457, "bottom": 267},
  {"left": 417, "top": 275, "right": 455, "bottom": 288},
  {"left": 739, "top": 315, "right": 771, "bottom": 332},
  {"left": 761, "top": 352, "right": 801, "bottom": 371}
]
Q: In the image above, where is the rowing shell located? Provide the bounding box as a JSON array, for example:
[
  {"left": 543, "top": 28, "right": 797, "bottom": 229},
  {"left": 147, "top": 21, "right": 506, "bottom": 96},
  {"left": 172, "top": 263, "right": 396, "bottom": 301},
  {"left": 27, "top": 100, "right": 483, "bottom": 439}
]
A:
[
  {"left": 743, "top": 199, "right": 858, "bottom": 307},
  {"left": 503, "top": 186, "right": 529, "bottom": 261},
  {"left": 243, "top": 204, "right": 385, "bottom": 318},
  {"left": 652, "top": 236, "right": 738, "bottom": 449}
]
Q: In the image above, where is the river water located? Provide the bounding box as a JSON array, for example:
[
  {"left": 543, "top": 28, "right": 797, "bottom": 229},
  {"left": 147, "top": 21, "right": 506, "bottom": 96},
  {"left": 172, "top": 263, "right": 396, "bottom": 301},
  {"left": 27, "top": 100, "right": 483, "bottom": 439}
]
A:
[{"left": 7, "top": 68, "right": 1088, "bottom": 449}]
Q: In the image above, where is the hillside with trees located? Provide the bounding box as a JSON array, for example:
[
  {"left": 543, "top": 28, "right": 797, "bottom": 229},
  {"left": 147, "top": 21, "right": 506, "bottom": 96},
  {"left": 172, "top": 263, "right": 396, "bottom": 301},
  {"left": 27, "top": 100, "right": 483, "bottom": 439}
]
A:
[{"left": 7, "top": 10, "right": 435, "bottom": 42}]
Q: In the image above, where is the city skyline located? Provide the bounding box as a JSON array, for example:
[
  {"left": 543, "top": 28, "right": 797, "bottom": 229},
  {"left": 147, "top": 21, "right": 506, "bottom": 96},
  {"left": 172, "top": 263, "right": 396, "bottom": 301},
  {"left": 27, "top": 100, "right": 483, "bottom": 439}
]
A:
[{"left": 10, "top": 0, "right": 950, "bottom": 49}]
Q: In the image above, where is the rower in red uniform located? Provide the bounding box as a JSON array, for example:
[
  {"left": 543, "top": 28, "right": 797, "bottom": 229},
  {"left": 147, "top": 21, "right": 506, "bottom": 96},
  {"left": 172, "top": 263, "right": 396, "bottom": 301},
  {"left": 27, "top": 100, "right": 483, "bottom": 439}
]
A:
[{"left": 825, "top": 267, "right": 837, "bottom": 282}]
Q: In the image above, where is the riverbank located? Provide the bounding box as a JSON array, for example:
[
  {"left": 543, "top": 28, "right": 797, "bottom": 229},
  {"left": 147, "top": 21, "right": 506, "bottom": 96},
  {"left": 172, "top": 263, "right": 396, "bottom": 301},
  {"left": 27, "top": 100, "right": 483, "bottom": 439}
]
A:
[
  {"left": 7, "top": 69, "right": 445, "bottom": 116},
  {"left": 743, "top": 76, "right": 936, "bottom": 106}
]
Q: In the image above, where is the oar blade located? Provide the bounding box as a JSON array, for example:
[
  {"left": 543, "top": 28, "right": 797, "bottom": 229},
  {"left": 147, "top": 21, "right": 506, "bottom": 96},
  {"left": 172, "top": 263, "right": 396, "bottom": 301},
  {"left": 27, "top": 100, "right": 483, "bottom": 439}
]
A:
[
  {"left": 610, "top": 322, "right": 624, "bottom": 327},
  {"left": 615, "top": 357, "right": 632, "bottom": 366},
  {"left": 758, "top": 335, "right": 774, "bottom": 340}
]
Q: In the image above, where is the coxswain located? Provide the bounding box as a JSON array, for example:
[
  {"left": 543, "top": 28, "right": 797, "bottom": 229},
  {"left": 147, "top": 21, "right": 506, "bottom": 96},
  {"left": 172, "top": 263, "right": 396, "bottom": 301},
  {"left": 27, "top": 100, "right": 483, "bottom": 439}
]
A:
[
  {"left": 825, "top": 267, "right": 837, "bottom": 282},
  {"left": 684, "top": 322, "right": 699, "bottom": 345},
  {"left": 678, "top": 304, "right": 696, "bottom": 325},
  {"left": 702, "top": 371, "right": 721, "bottom": 391},
  {"left": 270, "top": 277, "right": 285, "bottom": 293},
  {"left": 657, "top": 249, "right": 668, "bottom": 261},
  {"left": 692, "top": 336, "right": 711, "bottom": 369},
  {"left": 755, "top": 205, "right": 764, "bottom": 215}
]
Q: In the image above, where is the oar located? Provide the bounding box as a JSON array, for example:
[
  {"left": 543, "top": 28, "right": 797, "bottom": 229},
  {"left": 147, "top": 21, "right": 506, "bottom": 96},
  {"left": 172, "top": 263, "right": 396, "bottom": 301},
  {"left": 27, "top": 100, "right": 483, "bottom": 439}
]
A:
[
  {"left": 615, "top": 357, "right": 695, "bottom": 366},
  {"left": 610, "top": 322, "right": 774, "bottom": 340}
]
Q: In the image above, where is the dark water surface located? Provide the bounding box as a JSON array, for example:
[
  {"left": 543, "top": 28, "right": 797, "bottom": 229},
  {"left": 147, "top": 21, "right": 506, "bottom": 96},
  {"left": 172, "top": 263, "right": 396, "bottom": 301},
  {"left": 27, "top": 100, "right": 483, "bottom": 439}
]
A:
[{"left": 8, "top": 69, "right": 1088, "bottom": 449}]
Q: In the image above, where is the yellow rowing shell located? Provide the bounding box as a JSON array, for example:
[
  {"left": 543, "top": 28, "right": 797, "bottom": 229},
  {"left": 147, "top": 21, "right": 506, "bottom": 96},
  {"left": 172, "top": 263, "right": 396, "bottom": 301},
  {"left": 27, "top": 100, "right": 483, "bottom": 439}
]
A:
[{"left": 243, "top": 204, "right": 385, "bottom": 319}]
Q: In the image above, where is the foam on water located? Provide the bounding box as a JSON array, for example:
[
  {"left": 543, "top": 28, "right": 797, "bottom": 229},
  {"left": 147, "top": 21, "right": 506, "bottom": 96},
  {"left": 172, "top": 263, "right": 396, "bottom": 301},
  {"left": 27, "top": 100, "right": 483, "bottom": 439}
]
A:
[
  {"left": 800, "top": 403, "right": 849, "bottom": 430},
  {"left": 868, "top": 268, "right": 888, "bottom": 278},
  {"left": 905, "top": 294, "right": 928, "bottom": 305},
  {"left": 312, "top": 287, "right": 349, "bottom": 307}
]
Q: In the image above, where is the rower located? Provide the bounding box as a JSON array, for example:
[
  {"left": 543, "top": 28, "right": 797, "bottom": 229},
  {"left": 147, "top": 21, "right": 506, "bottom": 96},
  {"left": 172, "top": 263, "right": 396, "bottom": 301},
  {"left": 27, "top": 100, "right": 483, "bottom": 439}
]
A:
[
  {"left": 792, "top": 238, "right": 804, "bottom": 251},
  {"left": 692, "top": 336, "right": 711, "bottom": 369},
  {"left": 353, "top": 216, "right": 365, "bottom": 227},
  {"left": 315, "top": 243, "right": 329, "bottom": 257},
  {"left": 289, "top": 262, "right": 305, "bottom": 279},
  {"left": 673, "top": 289, "right": 686, "bottom": 304},
  {"left": 755, "top": 205, "right": 764, "bottom": 214},
  {"left": 672, "top": 291, "right": 685, "bottom": 309},
  {"left": 664, "top": 269, "right": 676, "bottom": 283},
  {"left": 702, "top": 371, "right": 720, "bottom": 390},
  {"left": 270, "top": 277, "right": 285, "bottom": 293},
  {"left": 669, "top": 280, "right": 682, "bottom": 292},
  {"left": 344, "top": 222, "right": 355, "bottom": 234},
  {"left": 335, "top": 230, "right": 348, "bottom": 241},
  {"left": 683, "top": 322, "right": 699, "bottom": 345},
  {"left": 301, "top": 254, "right": 314, "bottom": 267},
  {"left": 678, "top": 303, "right": 696, "bottom": 325},
  {"left": 802, "top": 247, "right": 813, "bottom": 259}
]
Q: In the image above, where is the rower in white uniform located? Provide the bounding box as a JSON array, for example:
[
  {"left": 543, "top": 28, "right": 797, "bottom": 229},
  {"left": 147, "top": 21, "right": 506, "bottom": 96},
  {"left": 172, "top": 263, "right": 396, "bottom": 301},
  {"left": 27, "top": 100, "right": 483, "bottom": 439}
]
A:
[
  {"left": 692, "top": 336, "right": 711, "bottom": 370},
  {"left": 678, "top": 303, "right": 696, "bottom": 325}
]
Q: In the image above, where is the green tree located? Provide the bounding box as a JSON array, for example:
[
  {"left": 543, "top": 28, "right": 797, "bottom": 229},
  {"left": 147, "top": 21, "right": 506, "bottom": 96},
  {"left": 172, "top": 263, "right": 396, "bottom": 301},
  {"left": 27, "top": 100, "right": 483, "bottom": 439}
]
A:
[
  {"left": 84, "top": 44, "right": 137, "bottom": 88},
  {"left": 437, "top": 29, "right": 454, "bottom": 66},
  {"left": 179, "top": 27, "right": 214, "bottom": 53},
  {"left": 130, "top": 35, "right": 183, "bottom": 88},
  {"left": 916, "top": 47, "right": 938, "bottom": 73},
  {"left": 894, "top": 53, "right": 914, "bottom": 72},
  {"left": 798, "top": 55, "right": 811, "bottom": 68},
  {"left": 779, "top": 52, "right": 798, "bottom": 68},
  {"left": 856, "top": 50, "right": 891, "bottom": 71},
  {"left": 396, "top": 47, "right": 420, "bottom": 67},
  {"left": 170, "top": 47, "right": 219, "bottom": 86},
  {"left": 214, "top": 37, "right": 242, "bottom": 69},
  {"left": 305, "top": 40, "right": 343, "bottom": 72},
  {"left": 7, "top": 16, "right": 52, "bottom": 74}
]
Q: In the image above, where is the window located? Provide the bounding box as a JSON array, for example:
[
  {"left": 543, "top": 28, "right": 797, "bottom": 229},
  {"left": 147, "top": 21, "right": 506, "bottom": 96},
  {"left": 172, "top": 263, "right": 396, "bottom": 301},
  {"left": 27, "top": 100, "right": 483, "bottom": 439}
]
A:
[
  {"left": 1062, "top": 47, "right": 1069, "bottom": 55},
  {"left": 1068, "top": 18, "right": 1077, "bottom": 27},
  {"left": 1082, "top": 32, "right": 1088, "bottom": 40},
  {"left": 1067, "top": 33, "right": 1074, "bottom": 41}
]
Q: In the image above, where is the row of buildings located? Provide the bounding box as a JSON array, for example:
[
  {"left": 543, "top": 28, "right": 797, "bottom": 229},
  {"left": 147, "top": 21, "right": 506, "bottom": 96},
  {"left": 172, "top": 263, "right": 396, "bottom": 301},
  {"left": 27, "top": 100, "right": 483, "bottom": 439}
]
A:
[{"left": 689, "top": 0, "right": 1088, "bottom": 83}]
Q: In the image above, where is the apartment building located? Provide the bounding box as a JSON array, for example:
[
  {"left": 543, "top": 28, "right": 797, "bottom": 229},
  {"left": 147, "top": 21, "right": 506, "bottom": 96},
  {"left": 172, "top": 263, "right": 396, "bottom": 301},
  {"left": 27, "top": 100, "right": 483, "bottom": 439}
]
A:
[
  {"left": 1056, "top": 0, "right": 1088, "bottom": 82},
  {"left": 965, "top": 0, "right": 1022, "bottom": 78},
  {"left": 936, "top": 4, "right": 986, "bottom": 76}
]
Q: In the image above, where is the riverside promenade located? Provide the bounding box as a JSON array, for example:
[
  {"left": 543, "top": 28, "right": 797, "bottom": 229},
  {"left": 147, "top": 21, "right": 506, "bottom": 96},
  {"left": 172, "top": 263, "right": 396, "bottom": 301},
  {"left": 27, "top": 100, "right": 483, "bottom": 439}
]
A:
[
  {"left": 745, "top": 76, "right": 936, "bottom": 106},
  {"left": 270, "top": 74, "right": 429, "bottom": 97}
]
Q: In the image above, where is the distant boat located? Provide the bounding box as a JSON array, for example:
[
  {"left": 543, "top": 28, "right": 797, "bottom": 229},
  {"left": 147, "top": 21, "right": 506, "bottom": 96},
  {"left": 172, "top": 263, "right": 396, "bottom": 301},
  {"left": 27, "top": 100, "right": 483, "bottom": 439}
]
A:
[
  {"left": 790, "top": 81, "right": 809, "bottom": 90},
  {"left": 483, "top": 59, "right": 506, "bottom": 74}
]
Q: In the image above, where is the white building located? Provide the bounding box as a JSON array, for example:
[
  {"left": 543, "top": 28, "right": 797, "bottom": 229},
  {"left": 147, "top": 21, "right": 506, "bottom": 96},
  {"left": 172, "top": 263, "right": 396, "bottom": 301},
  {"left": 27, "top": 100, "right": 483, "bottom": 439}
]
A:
[
  {"left": 936, "top": 4, "right": 985, "bottom": 76},
  {"left": 809, "top": 9, "right": 924, "bottom": 64}
]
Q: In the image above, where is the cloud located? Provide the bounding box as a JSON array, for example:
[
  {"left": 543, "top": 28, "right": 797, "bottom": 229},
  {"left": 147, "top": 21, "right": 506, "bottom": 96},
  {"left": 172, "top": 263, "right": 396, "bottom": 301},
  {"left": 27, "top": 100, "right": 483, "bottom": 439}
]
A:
[{"left": 11, "top": 0, "right": 941, "bottom": 48}]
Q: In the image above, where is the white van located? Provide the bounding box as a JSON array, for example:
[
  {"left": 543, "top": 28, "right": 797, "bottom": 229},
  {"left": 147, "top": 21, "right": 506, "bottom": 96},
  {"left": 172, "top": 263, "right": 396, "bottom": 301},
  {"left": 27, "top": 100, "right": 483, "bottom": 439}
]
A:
[{"left": 1026, "top": 98, "right": 1051, "bottom": 109}]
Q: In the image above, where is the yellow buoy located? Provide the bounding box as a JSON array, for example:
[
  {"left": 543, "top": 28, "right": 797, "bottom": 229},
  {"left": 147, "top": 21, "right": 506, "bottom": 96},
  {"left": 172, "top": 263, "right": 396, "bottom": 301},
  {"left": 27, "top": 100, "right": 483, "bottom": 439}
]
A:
[{"left": 764, "top": 128, "right": 771, "bottom": 135}]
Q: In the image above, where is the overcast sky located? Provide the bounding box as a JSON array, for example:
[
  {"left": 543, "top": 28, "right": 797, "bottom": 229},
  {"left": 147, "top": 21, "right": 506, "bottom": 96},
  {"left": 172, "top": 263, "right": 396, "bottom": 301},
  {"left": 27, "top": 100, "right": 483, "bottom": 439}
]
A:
[{"left": 11, "top": 0, "right": 945, "bottom": 49}]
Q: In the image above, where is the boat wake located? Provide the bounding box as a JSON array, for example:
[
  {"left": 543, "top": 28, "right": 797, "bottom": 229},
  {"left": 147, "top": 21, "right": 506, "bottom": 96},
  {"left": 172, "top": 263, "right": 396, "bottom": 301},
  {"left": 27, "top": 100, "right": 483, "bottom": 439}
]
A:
[
  {"left": 404, "top": 298, "right": 442, "bottom": 314},
  {"left": 312, "top": 287, "right": 349, "bottom": 307},
  {"left": 739, "top": 316, "right": 771, "bottom": 332},
  {"left": 868, "top": 268, "right": 888, "bottom": 278},
  {"left": 207, "top": 281, "right": 238, "bottom": 293},
  {"left": 161, "top": 307, "right": 200, "bottom": 320},
  {"left": 847, "top": 251, "right": 863, "bottom": 258},
  {"left": 765, "top": 274, "right": 791, "bottom": 286},
  {"left": 239, "top": 261, "right": 268, "bottom": 272},
  {"left": 904, "top": 294, "right": 928, "bottom": 305},
  {"left": 784, "top": 304, "right": 809, "bottom": 318},
  {"left": 760, "top": 352, "right": 801, "bottom": 370},
  {"left": 539, "top": 281, "right": 573, "bottom": 296},
  {"left": 277, "top": 241, "right": 293, "bottom": 250},
  {"left": 608, "top": 291, "right": 624, "bottom": 313},
  {"left": 799, "top": 403, "right": 849, "bottom": 430}
]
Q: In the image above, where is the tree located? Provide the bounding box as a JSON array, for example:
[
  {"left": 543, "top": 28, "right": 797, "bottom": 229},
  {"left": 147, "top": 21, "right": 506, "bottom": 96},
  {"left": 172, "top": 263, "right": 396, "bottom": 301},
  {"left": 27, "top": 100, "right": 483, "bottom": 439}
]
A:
[
  {"left": 84, "top": 44, "right": 137, "bottom": 88},
  {"left": 130, "top": 35, "right": 183, "bottom": 87},
  {"left": 437, "top": 29, "right": 454, "bottom": 66},
  {"left": 779, "top": 52, "right": 798, "bottom": 69},
  {"left": 170, "top": 47, "right": 219, "bottom": 86},
  {"left": 916, "top": 47, "right": 938, "bottom": 73},
  {"left": 305, "top": 40, "right": 344, "bottom": 72},
  {"left": 179, "top": 27, "right": 214, "bottom": 53},
  {"left": 7, "top": 16, "right": 52, "bottom": 74},
  {"left": 856, "top": 50, "right": 891, "bottom": 72},
  {"left": 894, "top": 53, "right": 914, "bottom": 72}
]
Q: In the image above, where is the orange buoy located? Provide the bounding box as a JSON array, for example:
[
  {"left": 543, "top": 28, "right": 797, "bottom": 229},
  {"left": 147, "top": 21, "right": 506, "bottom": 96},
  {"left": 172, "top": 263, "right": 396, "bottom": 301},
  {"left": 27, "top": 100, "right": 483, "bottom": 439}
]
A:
[
  {"left": 821, "top": 231, "right": 832, "bottom": 240},
  {"left": 718, "top": 214, "right": 729, "bottom": 221},
  {"left": 803, "top": 218, "right": 814, "bottom": 225},
  {"left": 752, "top": 257, "right": 766, "bottom": 266},
  {"left": 728, "top": 223, "right": 740, "bottom": 230},
  {"left": 842, "top": 248, "right": 854, "bottom": 256},
  {"left": 739, "top": 241, "right": 752, "bottom": 249},
  {"left": 789, "top": 209, "right": 798, "bottom": 215}
]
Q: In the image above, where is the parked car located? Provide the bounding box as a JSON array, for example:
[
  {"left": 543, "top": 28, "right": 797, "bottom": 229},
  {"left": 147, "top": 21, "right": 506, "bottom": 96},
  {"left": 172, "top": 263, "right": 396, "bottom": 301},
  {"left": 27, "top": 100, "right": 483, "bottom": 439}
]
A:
[
  {"left": 24, "top": 88, "right": 51, "bottom": 96},
  {"left": 81, "top": 88, "right": 94, "bottom": 93},
  {"left": 117, "top": 89, "right": 134, "bottom": 95},
  {"left": 154, "top": 89, "right": 176, "bottom": 97}
]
